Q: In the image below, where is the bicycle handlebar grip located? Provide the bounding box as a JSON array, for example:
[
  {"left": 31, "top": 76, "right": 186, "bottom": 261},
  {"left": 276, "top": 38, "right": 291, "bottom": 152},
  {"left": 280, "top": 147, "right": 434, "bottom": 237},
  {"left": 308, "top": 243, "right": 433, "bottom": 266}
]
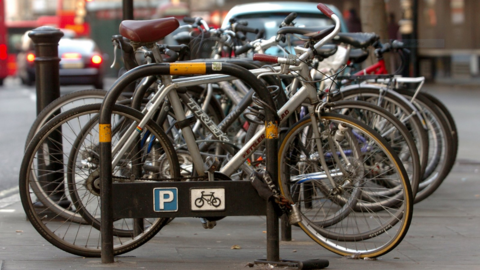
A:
[
  {"left": 317, "top": 3, "right": 334, "bottom": 18},
  {"left": 235, "top": 24, "right": 259, "bottom": 34},
  {"left": 284, "top": 12, "right": 298, "bottom": 25},
  {"left": 235, "top": 44, "right": 253, "bottom": 55},
  {"left": 253, "top": 54, "right": 278, "bottom": 63},
  {"left": 256, "top": 29, "right": 265, "bottom": 39},
  {"left": 391, "top": 40, "right": 405, "bottom": 49},
  {"left": 236, "top": 31, "right": 246, "bottom": 41}
]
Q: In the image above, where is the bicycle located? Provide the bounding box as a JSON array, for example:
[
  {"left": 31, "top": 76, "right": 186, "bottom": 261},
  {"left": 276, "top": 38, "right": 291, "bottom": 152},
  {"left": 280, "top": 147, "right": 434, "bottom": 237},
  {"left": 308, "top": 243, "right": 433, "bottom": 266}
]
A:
[
  {"left": 194, "top": 191, "right": 221, "bottom": 208},
  {"left": 20, "top": 4, "right": 413, "bottom": 258},
  {"left": 327, "top": 39, "right": 455, "bottom": 203}
]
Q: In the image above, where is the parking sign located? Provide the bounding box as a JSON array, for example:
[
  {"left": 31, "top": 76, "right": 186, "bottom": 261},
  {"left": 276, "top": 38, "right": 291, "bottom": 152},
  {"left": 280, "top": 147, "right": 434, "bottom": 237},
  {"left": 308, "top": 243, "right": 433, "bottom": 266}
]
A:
[{"left": 153, "top": 188, "right": 178, "bottom": 212}]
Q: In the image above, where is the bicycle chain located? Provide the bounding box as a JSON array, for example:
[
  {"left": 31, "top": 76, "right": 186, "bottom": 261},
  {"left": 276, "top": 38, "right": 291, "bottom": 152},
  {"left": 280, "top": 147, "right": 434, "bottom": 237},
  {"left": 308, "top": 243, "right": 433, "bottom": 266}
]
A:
[{"left": 258, "top": 170, "right": 293, "bottom": 213}]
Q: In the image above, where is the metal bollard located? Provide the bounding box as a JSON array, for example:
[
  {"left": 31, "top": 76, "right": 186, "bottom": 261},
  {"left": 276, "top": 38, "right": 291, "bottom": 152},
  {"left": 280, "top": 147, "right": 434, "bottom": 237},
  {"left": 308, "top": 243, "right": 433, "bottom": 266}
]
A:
[{"left": 28, "top": 27, "right": 67, "bottom": 207}]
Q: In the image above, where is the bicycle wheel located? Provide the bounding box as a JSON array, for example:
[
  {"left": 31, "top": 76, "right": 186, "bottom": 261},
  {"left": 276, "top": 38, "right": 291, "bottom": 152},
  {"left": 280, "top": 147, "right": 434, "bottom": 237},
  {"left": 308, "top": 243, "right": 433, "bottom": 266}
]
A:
[
  {"left": 328, "top": 100, "right": 421, "bottom": 197},
  {"left": 278, "top": 113, "right": 413, "bottom": 258},
  {"left": 20, "top": 104, "right": 181, "bottom": 257},
  {"left": 420, "top": 92, "right": 458, "bottom": 166},
  {"left": 333, "top": 88, "right": 429, "bottom": 181},
  {"left": 25, "top": 89, "right": 128, "bottom": 148},
  {"left": 212, "top": 197, "right": 221, "bottom": 207},
  {"left": 195, "top": 198, "right": 204, "bottom": 208},
  {"left": 23, "top": 90, "right": 127, "bottom": 223},
  {"left": 395, "top": 89, "right": 454, "bottom": 203}
]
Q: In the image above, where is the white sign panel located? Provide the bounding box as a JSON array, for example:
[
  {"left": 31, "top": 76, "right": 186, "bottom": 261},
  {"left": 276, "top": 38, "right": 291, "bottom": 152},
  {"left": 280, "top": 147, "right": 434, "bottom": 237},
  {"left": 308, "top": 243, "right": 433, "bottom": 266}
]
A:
[{"left": 190, "top": 188, "right": 225, "bottom": 211}]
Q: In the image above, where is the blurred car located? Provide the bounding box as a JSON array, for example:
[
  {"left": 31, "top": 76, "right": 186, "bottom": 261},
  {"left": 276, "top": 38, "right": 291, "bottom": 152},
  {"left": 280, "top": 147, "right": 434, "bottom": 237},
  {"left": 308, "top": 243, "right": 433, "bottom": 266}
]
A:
[
  {"left": 221, "top": 2, "right": 347, "bottom": 55},
  {"left": 17, "top": 30, "right": 105, "bottom": 89}
]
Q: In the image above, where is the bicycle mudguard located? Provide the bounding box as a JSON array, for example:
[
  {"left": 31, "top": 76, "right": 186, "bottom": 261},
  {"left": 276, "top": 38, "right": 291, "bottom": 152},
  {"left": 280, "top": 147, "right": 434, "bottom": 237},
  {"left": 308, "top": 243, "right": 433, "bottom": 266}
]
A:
[{"left": 336, "top": 84, "right": 428, "bottom": 129}]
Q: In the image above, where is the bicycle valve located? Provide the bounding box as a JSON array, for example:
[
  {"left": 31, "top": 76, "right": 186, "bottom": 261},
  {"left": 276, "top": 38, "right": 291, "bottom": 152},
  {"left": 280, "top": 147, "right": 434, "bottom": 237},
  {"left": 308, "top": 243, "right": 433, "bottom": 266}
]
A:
[{"left": 289, "top": 203, "right": 302, "bottom": 225}]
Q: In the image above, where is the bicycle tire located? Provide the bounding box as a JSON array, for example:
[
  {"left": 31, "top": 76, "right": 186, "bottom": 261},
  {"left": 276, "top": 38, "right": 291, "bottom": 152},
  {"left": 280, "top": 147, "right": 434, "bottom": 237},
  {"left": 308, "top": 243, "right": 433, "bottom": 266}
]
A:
[
  {"left": 333, "top": 88, "right": 429, "bottom": 183},
  {"left": 65, "top": 104, "right": 179, "bottom": 237},
  {"left": 278, "top": 113, "right": 413, "bottom": 258},
  {"left": 328, "top": 100, "right": 421, "bottom": 197},
  {"left": 25, "top": 89, "right": 127, "bottom": 149},
  {"left": 414, "top": 91, "right": 458, "bottom": 174},
  {"left": 195, "top": 198, "right": 204, "bottom": 208},
  {"left": 19, "top": 104, "right": 181, "bottom": 257},
  {"left": 212, "top": 197, "right": 221, "bottom": 207},
  {"left": 395, "top": 89, "right": 454, "bottom": 203}
]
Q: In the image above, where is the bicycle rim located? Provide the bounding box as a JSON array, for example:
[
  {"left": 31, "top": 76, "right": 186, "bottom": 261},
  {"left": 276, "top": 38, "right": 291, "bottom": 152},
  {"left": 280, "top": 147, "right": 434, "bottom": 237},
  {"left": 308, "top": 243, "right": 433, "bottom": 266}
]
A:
[
  {"left": 278, "top": 114, "right": 413, "bottom": 258},
  {"left": 20, "top": 104, "right": 180, "bottom": 257}
]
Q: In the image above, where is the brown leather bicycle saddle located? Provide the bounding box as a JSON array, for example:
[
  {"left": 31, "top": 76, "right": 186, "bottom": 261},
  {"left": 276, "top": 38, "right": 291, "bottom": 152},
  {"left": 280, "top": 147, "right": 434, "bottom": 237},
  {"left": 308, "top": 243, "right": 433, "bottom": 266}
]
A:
[
  {"left": 332, "top": 33, "right": 379, "bottom": 48},
  {"left": 119, "top": 17, "right": 179, "bottom": 43}
]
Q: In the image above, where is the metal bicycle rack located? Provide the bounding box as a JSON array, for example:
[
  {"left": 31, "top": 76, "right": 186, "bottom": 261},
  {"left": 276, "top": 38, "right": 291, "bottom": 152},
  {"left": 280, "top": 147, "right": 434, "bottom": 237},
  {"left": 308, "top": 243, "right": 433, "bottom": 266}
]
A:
[
  {"left": 97, "top": 62, "right": 328, "bottom": 269},
  {"left": 99, "top": 63, "right": 277, "bottom": 260}
]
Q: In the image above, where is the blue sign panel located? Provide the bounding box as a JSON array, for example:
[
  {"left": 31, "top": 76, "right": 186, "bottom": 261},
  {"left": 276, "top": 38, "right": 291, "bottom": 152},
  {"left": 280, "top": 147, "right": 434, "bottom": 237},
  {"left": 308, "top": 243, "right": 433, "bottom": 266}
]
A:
[{"left": 153, "top": 188, "right": 178, "bottom": 212}]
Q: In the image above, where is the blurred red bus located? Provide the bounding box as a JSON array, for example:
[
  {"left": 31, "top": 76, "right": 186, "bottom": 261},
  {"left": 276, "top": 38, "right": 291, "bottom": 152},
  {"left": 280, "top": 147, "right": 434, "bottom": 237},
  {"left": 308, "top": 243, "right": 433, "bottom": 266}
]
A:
[
  {"left": 5, "top": 20, "right": 39, "bottom": 79},
  {"left": 0, "top": 1, "right": 8, "bottom": 85}
]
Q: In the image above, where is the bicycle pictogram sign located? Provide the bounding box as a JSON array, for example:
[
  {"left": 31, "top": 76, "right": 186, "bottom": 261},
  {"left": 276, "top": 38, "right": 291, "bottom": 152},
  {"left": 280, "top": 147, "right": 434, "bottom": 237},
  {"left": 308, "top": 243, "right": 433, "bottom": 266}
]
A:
[
  {"left": 191, "top": 188, "right": 225, "bottom": 211},
  {"left": 195, "top": 191, "right": 222, "bottom": 208}
]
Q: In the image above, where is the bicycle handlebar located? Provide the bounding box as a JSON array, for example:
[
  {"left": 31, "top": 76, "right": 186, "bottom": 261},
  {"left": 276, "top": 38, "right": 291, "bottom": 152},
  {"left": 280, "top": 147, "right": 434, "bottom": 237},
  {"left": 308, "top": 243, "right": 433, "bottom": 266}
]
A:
[
  {"left": 183, "top": 17, "right": 199, "bottom": 24},
  {"left": 282, "top": 12, "right": 297, "bottom": 26},
  {"left": 235, "top": 44, "right": 254, "bottom": 55},
  {"left": 253, "top": 54, "right": 300, "bottom": 65},
  {"left": 236, "top": 31, "right": 246, "bottom": 41},
  {"left": 233, "top": 23, "right": 259, "bottom": 34},
  {"left": 256, "top": 29, "right": 265, "bottom": 39},
  {"left": 253, "top": 54, "right": 278, "bottom": 63},
  {"left": 317, "top": 3, "right": 334, "bottom": 18}
]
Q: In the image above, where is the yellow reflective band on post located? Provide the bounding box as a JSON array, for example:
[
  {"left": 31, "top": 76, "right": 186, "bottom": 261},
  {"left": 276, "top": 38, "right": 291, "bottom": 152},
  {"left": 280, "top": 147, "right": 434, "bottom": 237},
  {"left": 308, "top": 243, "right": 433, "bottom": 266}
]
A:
[
  {"left": 265, "top": 121, "right": 279, "bottom": 139},
  {"left": 99, "top": 124, "right": 111, "bottom": 143},
  {"left": 170, "top": 63, "right": 207, "bottom": 75}
]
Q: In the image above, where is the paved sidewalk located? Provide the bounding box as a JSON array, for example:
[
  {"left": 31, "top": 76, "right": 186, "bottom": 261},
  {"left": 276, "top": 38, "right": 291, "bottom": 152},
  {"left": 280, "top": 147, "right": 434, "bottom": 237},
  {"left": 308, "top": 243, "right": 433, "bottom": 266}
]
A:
[
  {"left": 0, "top": 163, "right": 479, "bottom": 270},
  {"left": 1, "top": 82, "right": 479, "bottom": 269}
]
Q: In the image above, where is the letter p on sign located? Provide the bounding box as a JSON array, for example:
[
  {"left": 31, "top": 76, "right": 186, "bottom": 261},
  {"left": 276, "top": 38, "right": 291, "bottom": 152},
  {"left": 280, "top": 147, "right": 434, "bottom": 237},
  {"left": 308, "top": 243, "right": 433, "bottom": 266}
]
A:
[{"left": 154, "top": 188, "right": 178, "bottom": 212}]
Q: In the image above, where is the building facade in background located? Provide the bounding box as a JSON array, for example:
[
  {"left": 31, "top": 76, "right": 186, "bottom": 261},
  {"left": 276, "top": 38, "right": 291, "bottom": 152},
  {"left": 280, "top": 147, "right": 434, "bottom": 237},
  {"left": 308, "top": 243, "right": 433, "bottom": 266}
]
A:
[{"left": 5, "top": 0, "right": 479, "bottom": 82}]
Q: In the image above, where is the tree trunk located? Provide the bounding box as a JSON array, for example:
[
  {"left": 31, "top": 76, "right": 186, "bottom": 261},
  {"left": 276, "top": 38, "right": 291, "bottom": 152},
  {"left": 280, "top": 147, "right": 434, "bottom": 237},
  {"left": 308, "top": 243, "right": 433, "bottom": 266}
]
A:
[{"left": 359, "top": 0, "right": 390, "bottom": 71}]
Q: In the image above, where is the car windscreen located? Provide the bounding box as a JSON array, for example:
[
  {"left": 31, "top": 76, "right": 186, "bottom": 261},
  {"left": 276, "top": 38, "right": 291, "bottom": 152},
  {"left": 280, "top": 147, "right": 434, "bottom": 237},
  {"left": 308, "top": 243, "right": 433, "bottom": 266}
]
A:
[
  {"left": 58, "top": 40, "right": 95, "bottom": 55},
  {"left": 234, "top": 12, "right": 333, "bottom": 40}
]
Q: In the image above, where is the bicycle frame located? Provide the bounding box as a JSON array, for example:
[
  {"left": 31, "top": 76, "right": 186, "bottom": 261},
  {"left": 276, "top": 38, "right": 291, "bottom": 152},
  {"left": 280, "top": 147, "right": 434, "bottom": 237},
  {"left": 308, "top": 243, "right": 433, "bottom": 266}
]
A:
[
  {"left": 104, "top": 13, "right": 343, "bottom": 189},
  {"left": 354, "top": 59, "right": 387, "bottom": 76}
]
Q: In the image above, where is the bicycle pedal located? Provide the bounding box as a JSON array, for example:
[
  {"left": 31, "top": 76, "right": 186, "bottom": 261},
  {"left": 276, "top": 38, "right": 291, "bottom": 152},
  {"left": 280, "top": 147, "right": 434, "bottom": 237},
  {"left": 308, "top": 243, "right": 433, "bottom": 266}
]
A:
[{"left": 200, "top": 218, "right": 216, "bottom": 229}]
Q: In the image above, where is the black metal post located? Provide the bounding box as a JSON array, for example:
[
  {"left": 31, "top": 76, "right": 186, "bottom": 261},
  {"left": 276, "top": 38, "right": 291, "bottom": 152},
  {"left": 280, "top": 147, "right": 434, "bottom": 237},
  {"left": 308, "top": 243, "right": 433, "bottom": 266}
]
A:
[
  {"left": 281, "top": 214, "right": 292, "bottom": 241},
  {"left": 28, "top": 27, "right": 67, "bottom": 206},
  {"left": 411, "top": 0, "right": 419, "bottom": 77},
  {"left": 120, "top": 0, "right": 136, "bottom": 94},
  {"left": 122, "top": 0, "right": 134, "bottom": 20}
]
